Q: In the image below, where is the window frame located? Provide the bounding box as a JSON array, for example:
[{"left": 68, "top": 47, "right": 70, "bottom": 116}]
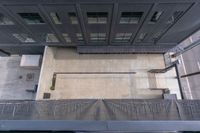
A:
[{"left": 18, "top": 13, "right": 45, "bottom": 25}]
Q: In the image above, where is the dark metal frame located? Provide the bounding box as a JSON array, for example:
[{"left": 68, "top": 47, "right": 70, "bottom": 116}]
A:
[
  {"left": 0, "top": 120, "right": 200, "bottom": 132},
  {"left": 50, "top": 71, "right": 136, "bottom": 90},
  {"left": 0, "top": 0, "right": 200, "bottom": 54}
]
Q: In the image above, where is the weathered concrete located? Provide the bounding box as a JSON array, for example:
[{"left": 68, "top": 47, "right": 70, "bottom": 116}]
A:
[{"left": 36, "top": 47, "right": 181, "bottom": 100}]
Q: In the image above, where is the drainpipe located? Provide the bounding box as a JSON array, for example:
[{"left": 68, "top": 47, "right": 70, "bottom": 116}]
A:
[{"left": 174, "top": 63, "right": 184, "bottom": 99}]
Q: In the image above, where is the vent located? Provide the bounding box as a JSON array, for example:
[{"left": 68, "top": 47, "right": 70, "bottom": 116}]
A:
[
  {"left": 87, "top": 12, "right": 108, "bottom": 24},
  {"left": 167, "top": 11, "right": 184, "bottom": 24},
  {"left": 43, "top": 93, "right": 51, "bottom": 99},
  {"left": 149, "top": 11, "right": 163, "bottom": 24},
  {"left": 120, "top": 12, "right": 143, "bottom": 24}
]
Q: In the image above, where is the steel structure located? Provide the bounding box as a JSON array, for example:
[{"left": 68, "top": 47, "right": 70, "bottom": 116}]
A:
[
  {"left": 1, "top": 120, "right": 200, "bottom": 132},
  {"left": 0, "top": 99, "right": 200, "bottom": 132},
  {"left": 0, "top": 0, "right": 199, "bottom": 54},
  {"left": 0, "top": 0, "right": 200, "bottom": 132}
]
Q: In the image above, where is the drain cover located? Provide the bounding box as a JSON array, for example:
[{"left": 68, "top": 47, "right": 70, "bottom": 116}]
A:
[
  {"left": 43, "top": 93, "right": 51, "bottom": 99},
  {"left": 26, "top": 73, "right": 34, "bottom": 81}
]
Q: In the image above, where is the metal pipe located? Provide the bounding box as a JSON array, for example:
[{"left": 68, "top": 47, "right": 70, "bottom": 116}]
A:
[
  {"left": 181, "top": 71, "right": 200, "bottom": 78},
  {"left": 175, "top": 64, "right": 184, "bottom": 99}
]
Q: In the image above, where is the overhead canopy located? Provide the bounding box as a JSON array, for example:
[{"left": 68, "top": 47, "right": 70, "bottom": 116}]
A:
[
  {"left": 0, "top": 99, "right": 200, "bottom": 120},
  {"left": 0, "top": 0, "right": 200, "bottom": 54}
]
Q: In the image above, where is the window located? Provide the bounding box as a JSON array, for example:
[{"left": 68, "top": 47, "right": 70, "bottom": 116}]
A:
[
  {"left": 120, "top": 12, "right": 143, "bottom": 24},
  {"left": 166, "top": 11, "right": 183, "bottom": 24},
  {"left": 68, "top": 12, "right": 78, "bottom": 24},
  {"left": 18, "top": 13, "right": 45, "bottom": 24},
  {"left": 13, "top": 33, "right": 35, "bottom": 43},
  {"left": 76, "top": 33, "right": 84, "bottom": 41},
  {"left": 46, "top": 34, "right": 59, "bottom": 43},
  {"left": 50, "top": 12, "right": 62, "bottom": 24},
  {"left": 0, "top": 13, "right": 14, "bottom": 25},
  {"left": 149, "top": 11, "right": 163, "bottom": 24},
  {"left": 62, "top": 33, "right": 71, "bottom": 43},
  {"left": 90, "top": 33, "right": 106, "bottom": 41},
  {"left": 87, "top": 12, "right": 108, "bottom": 24},
  {"left": 114, "top": 33, "right": 132, "bottom": 42}
]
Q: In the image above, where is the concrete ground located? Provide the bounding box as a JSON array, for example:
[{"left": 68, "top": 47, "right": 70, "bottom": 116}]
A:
[
  {"left": 0, "top": 55, "right": 40, "bottom": 100},
  {"left": 36, "top": 47, "right": 181, "bottom": 100},
  {"left": 170, "top": 30, "right": 200, "bottom": 99},
  {"left": 178, "top": 44, "right": 200, "bottom": 99},
  {"left": 164, "top": 30, "right": 200, "bottom": 99}
]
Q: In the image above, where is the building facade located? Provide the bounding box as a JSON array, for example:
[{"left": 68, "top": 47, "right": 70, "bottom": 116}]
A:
[{"left": 0, "top": 0, "right": 200, "bottom": 54}]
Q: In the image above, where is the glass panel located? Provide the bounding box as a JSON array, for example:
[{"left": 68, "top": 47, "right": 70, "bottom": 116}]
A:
[
  {"left": 18, "top": 13, "right": 45, "bottom": 24},
  {"left": 88, "top": 17, "right": 98, "bottom": 24},
  {"left": 90, "top": 33, "right": 97, "bottom": 37},
  {"left": 99, "top": 33, "right": 106, "bottom": 37},
  {"left": 50, "top": 12, "right": 62, "bottom": 24},
  {"left": 98, "top": 37, "right": 106, "bottom": 41},
  {"left": 0, "top": 13, "right": 14, "bottom": 25},
  {"left": 129, "top": 17, "right": 142, "bottom": 24},
  {"left": 62, "top": 33, "right": 71, "bottom": 43},
  {"left": 46, "top": 34, "right": 59, "bottom": 42},
  {"left": 90, "top": 33, "right": 106, "bottom": 41},
  {"left": 124, "top": 33, "right": 132, "bottom": 37},
  {"left": 76, "top": 33, "right": 84, "bottom": 41},
  {"left": 87, "top": 12, "right": 108, "bottom": 24},
  {"left": 91, "top": 38, "right": 98, "bottom": 41},
  {"left": 98, "top": 17, "right": 107, "bottom": 24},
  {"left": 119, "top": 17, "right": 130, "bottom": 24},
  {"left": 120, "top": 12, "right": 143, "bottom": 24},
  {"left": 115, "top": 33, "right": 132, "bottom": 42},
  {"left": 116, "top": 33, "right": 124, "bottom": 37},
  {"left": 68, "top": 12, "right": 78, "bottom": 24},
  {"left": 13, "top": 33, "right": 35, "bottom": 43}
]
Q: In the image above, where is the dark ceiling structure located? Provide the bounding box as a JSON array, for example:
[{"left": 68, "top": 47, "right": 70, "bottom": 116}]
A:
[
  {"left": 1, "top": 99, "right": 200, "bottom": 132},
  {"left": 0, "top": 0, "right": 200, "bottom": 54}
]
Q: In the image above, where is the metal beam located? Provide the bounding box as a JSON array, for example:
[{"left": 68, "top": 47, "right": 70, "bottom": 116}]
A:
[
  {"left": 50, "top": 71, "right": 136, "bottom": 90},
  {"left": 172, "top": 38, "right": 200, "bottom": 57},
  {"left": 175, "top": 63, "right": 184, "bottom": 99},
  {"left": 0, "top": 120, "right": 200, "bottom": 132},
  {"left": 0, "top": 49, "right": 10, "bottom": 56},
  {"left": 181, "top": 71, "right": 200, "bottom": 78}
]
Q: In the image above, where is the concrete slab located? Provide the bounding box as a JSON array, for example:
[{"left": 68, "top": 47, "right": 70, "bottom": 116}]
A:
[
  {"left": 0, "top": 55, "right": 40, "bottom": 100},
  {"left": 36, "top": 47, "right": 181, "bottom": 100}
]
